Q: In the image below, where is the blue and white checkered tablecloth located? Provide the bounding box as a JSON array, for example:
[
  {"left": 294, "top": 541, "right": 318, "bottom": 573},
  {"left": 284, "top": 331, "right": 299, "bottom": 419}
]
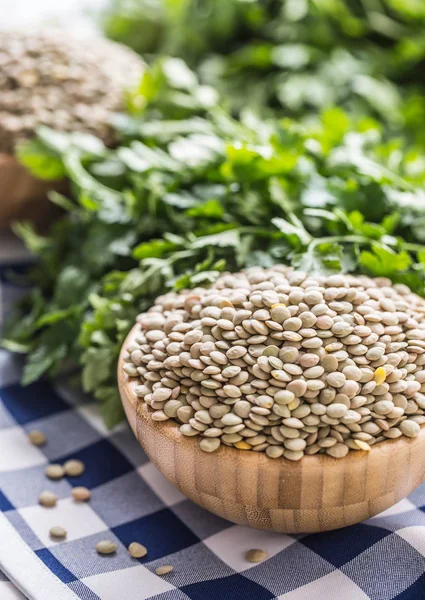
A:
[{"left": 2, "top": 243, "right": 425, "bottom": 600}]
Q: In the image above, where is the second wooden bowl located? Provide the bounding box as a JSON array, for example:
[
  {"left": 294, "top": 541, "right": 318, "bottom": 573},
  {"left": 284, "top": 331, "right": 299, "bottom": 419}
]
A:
[
  {"left": 0, "top": 153, "right": 63, "bottom": 229},
  {"left": 119, "top": 323, "right": 425, "bottom": 533}
]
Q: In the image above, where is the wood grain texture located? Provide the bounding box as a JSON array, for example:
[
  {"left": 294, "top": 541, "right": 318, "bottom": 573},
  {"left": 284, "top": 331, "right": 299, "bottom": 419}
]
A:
[
  {"left": 118, "top": 323, "right": 425, "bottom": 533},
  {"left": 0, "top": 153, "right": 63, "bottom": 228}
]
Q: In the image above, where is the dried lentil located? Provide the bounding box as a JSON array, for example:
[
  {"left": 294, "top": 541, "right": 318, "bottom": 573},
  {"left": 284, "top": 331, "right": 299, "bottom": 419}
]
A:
[
  {"left": 49, "top": 526, "right": 67, "bottom": 539},
  {"left": 124, "top": 267, "right": 425, "bottom": 460},
  {"left": 64, "top": 459, "right": 85, "bottom": 477},
  {"left": 45, "top": 464, "right": 65, "bottom": 480},
  {"left": 155, "top": 565, "right": 173, "bottom": 575},
  {"left": 246, "top": 549, "right": 267, "bottom": 563},
  {"left": 128, "top": 542, "right": 148, "bottom": 558},
  {"left": 28, "top": 430, "right": 46, "bottom": 446},
  {"left": 39, "top": 491, "right": 58, "bottom": 507},
  {"left": 0, "top": 30, "right": 144, "bottom": 153},
  {"left": 71, "top": 487, "right": 91, "bottom": 502},
  {"left": 96, "top": 540, "right": 117, "bottom": 555}
]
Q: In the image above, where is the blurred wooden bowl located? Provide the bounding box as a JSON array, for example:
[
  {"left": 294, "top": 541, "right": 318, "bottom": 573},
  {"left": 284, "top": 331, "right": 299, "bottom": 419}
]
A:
[
  {"left": 0, "top": 153, "right": 64, "bottom": 229},
  {"left": 118, "top": 322, "right": 425, "bottom": 533}
]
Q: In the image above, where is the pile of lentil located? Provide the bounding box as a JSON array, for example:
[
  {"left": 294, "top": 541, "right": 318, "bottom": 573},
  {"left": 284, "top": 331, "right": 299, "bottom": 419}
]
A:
[
  {"left": 123, "top": 267, "right": 425, "bottom": 460},
  {"left": 0, "top": 29, "right": 144, "bottom": 153}
]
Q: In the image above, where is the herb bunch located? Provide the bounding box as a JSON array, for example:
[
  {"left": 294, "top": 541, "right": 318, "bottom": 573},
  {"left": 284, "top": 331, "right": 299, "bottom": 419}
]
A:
[
  {"left": 102, "top": 0, "right": 425, "bottom": 143},
  {"left": 5, "top": 59, "right": 425, "bottom": 426}
]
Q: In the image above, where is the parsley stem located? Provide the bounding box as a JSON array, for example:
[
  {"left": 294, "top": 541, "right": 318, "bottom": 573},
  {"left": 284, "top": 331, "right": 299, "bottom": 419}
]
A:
[
  {"left": 403, "top": 243, "right": 425, "bottom": 253},
  {"left": 309, "top": 235, "right": 373, "bottom": 248}
]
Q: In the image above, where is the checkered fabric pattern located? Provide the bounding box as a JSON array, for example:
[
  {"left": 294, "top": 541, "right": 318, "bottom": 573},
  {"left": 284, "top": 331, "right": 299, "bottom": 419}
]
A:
[{"left": 2, "top": 248, "right": 425, "bottom": 600}]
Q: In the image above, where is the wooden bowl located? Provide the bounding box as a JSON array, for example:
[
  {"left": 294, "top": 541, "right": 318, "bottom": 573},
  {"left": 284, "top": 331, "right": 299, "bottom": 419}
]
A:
[
  {"left": 0, "top": 153, "right": 64, "bottom": 229},
  {"left": 118, "top": 323, "right": 425, "bottom": 533}
]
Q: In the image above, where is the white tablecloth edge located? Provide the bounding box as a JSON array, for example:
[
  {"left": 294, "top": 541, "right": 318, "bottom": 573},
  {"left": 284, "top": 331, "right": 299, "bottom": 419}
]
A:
[{"left": 0, "top": 512, "right": 78, "bottom": 600}]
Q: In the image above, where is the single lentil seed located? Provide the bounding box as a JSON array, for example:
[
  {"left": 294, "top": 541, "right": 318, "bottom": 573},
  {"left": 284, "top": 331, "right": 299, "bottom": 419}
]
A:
[
  {"left": 39, "top": 491, "right": 58, "bottom": 507},
  {"left": 246, "top": 549, "right": 267, "bottom": 563},
  {"left": 45, "top": 464, "right": 65, "bottom": 480},
  {"left": 156, "top": 565, "right": 174, "bottom": 575},
  {"left": 28, "top": 430, "right": 47, "bottom": 446},
  {"left": 373, "top": 367, "right": 387, "bottom": 385},
  {"left": 50, "top": 526, "right": 67, "bottom": 539},
  {"left": 400, "top": 419, "right": 420, "bottom": 438},
  {"left": 64, "top": 460, "right": 85, "bottom": 477},
  {"left": 96, "top": 540, "right": 117, "bottom": 555},
  {"left": 129, "top": 542, "right": 148, "bottom": 558},
  {"left": 72, "top": 487, "right": 91, "bottom": 502},
  {"left": 200, "top": 438, "right": 221, "bottom": 452},
  {"left": 354, "top": 440, "right": 371, "bottom": 451}
]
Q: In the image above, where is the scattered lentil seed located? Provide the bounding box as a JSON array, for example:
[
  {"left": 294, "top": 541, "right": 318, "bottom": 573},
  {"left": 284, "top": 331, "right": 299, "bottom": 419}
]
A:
[
  {"left": 64, "top": 460, "right": 85, "bottom": 477},
  {"left": 49, "top": 526, "right": 67, "bottom": 539},
  {"left": 246, "top": 549, "right": 267, "bottom": 563},
  {"left": 128, "top": 542, "right": 148, "bottom": 558},
  {"left": 28, "top": 430, "right": 46, "bottom": 446},
  {"left": 125, "top": 267, "right": 425, "bottom": 459},
  {"left": 96, "top": 540, "right": 117, "bottom": 555},
  {"left": 155, "top": 565, "right": 174, "bottom": 576},
  {"left": 39, "top": 491, "right": 58, "bottom": 507},
  {"left": 45, "top": 464, "right": 65, "bottom": 480},
  {"left": 71, "top": 487, "right": 91, "bottom": 502}
]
